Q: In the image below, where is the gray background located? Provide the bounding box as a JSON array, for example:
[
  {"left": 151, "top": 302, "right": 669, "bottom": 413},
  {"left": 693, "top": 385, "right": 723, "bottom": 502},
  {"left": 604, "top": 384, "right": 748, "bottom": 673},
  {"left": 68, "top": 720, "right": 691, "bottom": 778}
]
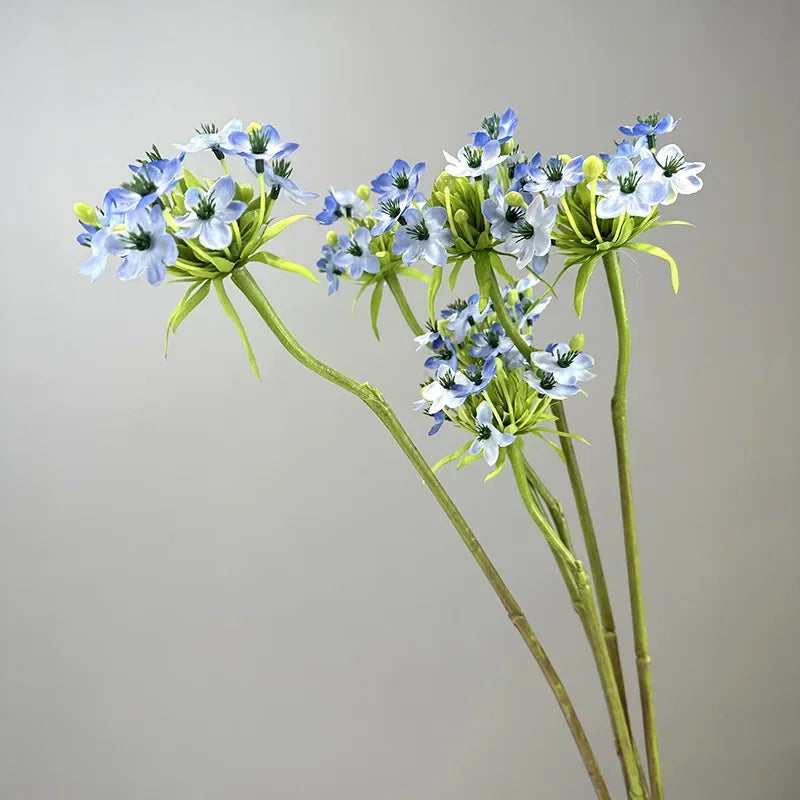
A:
[{"left": 1, "top": 0, "right": 798, "bottom": 797}]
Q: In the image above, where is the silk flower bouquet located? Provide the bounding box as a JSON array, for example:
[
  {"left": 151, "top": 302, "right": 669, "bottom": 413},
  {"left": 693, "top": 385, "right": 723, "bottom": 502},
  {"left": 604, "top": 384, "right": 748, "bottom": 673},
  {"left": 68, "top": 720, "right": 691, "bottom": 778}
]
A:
[{"left": 74, "top": 108, "right": 704, "bottom": 799}]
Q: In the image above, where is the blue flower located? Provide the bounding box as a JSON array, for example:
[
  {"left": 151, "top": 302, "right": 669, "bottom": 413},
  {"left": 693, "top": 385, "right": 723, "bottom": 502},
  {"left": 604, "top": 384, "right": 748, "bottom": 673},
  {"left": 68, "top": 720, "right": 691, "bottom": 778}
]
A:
[
  {"left": 481, "top": 190, "right": 527, "bottom": 242},
  {"left": 454, "top": 357, "right": 497, "bottom": 397},
  {"left": 521, "top": 369, "right": 581, "bottom": 399},
  {"left": 112, "top": 207, "right": 178, "bottom": 286},
  {"left": 371, "top": 192, "right": 415, "bottom": 236},
  {"left": 317, "top": 243, "right": 345, "bottom": 295},
  {"left": 470, "top": 323, "right": 514, "bottom": 360},
  {"left": 427, "top": 409, "right": 447, "bottom": 436},
  {"left": 371, "top": 159, "right": 425, "bottom": 199},
  {"left": 174, "top": 176, "right": 246, "bottom": 250},
  {"left": 414, "top": 321, "right": 444, "bottom": 351},
  {"left": 531, "top": 343, "right": 595, "bottom": 386},
  {"left": 77, "top": 225, "right": 117, "bottom": 283},
  {"left": 315, "top": 189, "right": 370, "bottom": 224},
  {"left": 174, "top": 119, "right": 244, "bottom": 156},
  {"left": 469, "top": 401, "right": 516, "bottom": 466},
  {"left": 506, "top": 195, "right": 556, "bottom": 272},
  {"left": 517, "top": 295, "right": 552, "bottom": 329},
  {"left": 226, "top": 123, "right": 298, "bottom": 168},
  {"left": 104, "top": 156, "right": 184, "bottom": 214},
  {"left": 441, "top": 294, "right": 489, "bottom": 344},
  {"left": 643, "top": 144, "right": 705, "bottom": 206},
  {"left": 443, "top": 141, "right": 508, "bottom": 178},
  {"left": 508, "top": 153, "right": 542, "bottom": 202},
  {"left": 393, "top": 206, "right": 454, "bottom": 266},
  {"left": 470, "top": 108, "right": 518, "bottom": 147},
  {"left": 595, "top": 156, "right": 667, "bottom": 218},
  {"left": 247, "top": 158, "right": 318, "bottom": 204},
  {"left": 421, "top": 365, "right": 470, "bottom": 413},
  {"left": 619, "top": 113, "right": 679, "bottom": 144},
  {"left": 423, "top": 337, "right": 459, "bottom": 372},
  {"left": 600, "top": 138, "right": 648, "bottom": 163},
  {"left": 332, "top": 227, "right": 379, "bottom": 280},
  {"left": 527, "top": 155, "right": 584, "bottom": 200}
]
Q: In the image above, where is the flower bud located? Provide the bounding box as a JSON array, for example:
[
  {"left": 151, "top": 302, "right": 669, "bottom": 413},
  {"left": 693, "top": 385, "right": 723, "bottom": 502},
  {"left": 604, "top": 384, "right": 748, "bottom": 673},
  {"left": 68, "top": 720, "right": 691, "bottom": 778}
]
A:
[
  {"left": 326, "top": 231, "right": 339, "bottom": 247},
  {"left": 569, "top": 333, "right": 585, "bottom": 351},
  {"left": 507, "top": 288, "right": 520, "bottom": 306},
  {"left": 505, "top": 191, "right": 525, "bottom": 207},
  {"left": 74, "top": 202, "right": 99, "bottom": 227},
  {"left": 583, "top": 155, "right": 604, "bottom": 182},
  {"left": 246, "top": 121, "right": 260, "bottom": 134},
  {"left": 356, "top": 184, "right": 371, "bottom": 201},
  {"left": 454, "top": 208, "right": 469, "bottom": 225}
]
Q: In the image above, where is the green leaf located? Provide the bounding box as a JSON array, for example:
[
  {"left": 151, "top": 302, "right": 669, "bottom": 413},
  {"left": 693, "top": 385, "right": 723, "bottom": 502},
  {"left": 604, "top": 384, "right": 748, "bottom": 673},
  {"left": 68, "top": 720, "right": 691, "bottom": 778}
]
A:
[
  {"left": 573, "top": 256, "right": 599, "bottom": 317},
  {"left": 624, "top": 241, "right": 680, "bottom": 292},
  {"left": 449, "top": 257, "right": 466, "bottom": 290},
  {"left": 235, "top": 183, "right": 254, "bottom": 204},
  {"left": 180, "top": 239, "right": 235, "bottom": 273},
  {"left": 370, "top": 280, "right": 384, "bottom": 340},
  {"left": 351, "top": 279, "right": 373, "bottom": 314},
  {"left": 248, "top": 251, "right": 318, "bottom": 283},
  {"left": 532, "top": 431, "right": 567, "bottom": 464},
  {"left": 213, "top": 278, "right": 260, "bottom": 379},
  {"left": 165, "top": 280, "right": 202, "bottom": 357},
  {"left": 182, "top": 169, "right": 205, "bottom": 189},
  {"left": 651, "top": 219, "right": 694, "bottom": 228},
  {"left": 260, "top": 214, "right": 311, "bottom": 243},
  {"left": 431, "top": 441, "right": 471, "bottom": 473},
  {"left": 488, "top": 251, "right": 515, "bottom": 286},
  {"left": 396, "top": 266, "right": 430, "bottom": 283},
  {"left": 428, "top": 265, "right": 443, "bottom": 322},
  {"left": 457, "top": 451, "right": 483, "bottom": 469},
  {"left": 171, "top": 279, "right": 211, "bottom": 335},
  {"left": 473, "top": 251, "right": 492, "bottom": 312}
]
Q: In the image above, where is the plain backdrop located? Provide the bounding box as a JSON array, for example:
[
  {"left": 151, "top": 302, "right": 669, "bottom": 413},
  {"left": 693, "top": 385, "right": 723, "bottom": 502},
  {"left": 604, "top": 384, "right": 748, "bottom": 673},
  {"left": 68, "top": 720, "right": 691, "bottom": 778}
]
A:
[{"left": 1, "top": 1, "right": 798, "bottom": 798}]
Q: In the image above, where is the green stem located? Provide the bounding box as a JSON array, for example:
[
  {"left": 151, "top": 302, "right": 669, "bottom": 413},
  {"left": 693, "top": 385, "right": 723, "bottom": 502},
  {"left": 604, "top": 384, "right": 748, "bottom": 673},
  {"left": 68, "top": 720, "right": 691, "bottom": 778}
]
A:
[
  {"left": 552, "top": 401, "right": 632, "bottom": 730},
  {"left": 523, "top": 458, "right": 574, "bottom": 553},
  {"left": 231, "top": 266, "right": 610, "bottom": 800},
  {"left": 485, "top": 267, "right": 533, "bottom": 363},
  {"left": 508, "top": 442, "right": 646, "bottom": 800},
  {"left": 603, "top": 251, "right": 664, "bottom": 800},
  {"left": 384, "top": 272, "right": 424, "bottom": 336}
]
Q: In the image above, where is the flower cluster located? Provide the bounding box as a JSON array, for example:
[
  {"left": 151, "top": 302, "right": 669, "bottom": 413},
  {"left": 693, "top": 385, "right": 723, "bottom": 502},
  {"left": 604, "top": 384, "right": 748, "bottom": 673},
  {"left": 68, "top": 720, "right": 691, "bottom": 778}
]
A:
[
  {"left": 414, "top": 276, "right": 594, "bottom": 475},
  {"left": 74, "top": 119, "right": 320, "bottom": 376}
]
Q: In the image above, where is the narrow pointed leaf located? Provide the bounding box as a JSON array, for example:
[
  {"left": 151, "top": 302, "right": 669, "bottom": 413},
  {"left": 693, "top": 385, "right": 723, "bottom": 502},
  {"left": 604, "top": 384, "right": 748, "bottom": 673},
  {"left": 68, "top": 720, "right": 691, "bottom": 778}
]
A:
[
  {"left": 351, "top": 279, "right": 373, "bottom": 314},
  {"left": 165, "top": 280, "right": 202, "bottom": 357},
  {"left": 457, "top": 451, "right": 483, "bottom": 469},
  {"left": 182, "top": 169, "right": 205, "bottom": 189},
  {"left": 171, "top": 279, "right": 211, "bottom": 334},
  {"left": 428, "top": 265, "right": 443, "bottom": 322},
  {"left": 488, "top": 251, "right": 515, "bottom": 286},
  {"left": 473, "top": 251, "right": 492, "bottom": 312},
  {"left": 213, "top": 278, "right": 260, "bottom": 379},
  {"left": 396, "top": 266, "right": 430, "bottom": 283},
  {"left": 370, "top": 280, "right": 384, "bottom": 341},
  {"left": 449, "top": 257, "right": 466, "bottom": 290},
  {"left": 260, "top": 214, "right": 311, "bottom": 244},
  {"left": 573, "top": 256, "right": 599, "bottom": 317},
  {"left": 624, "top": 241, "right": 680, "bottom": 292},
  {"left": 248, "top": 251, "right": 318, "bottom": 283},
  {"left": 431, "top": 441, "right": 471, "bottom": 473},
  {"left": 484, "top": 449, "right": 507, "bottom": 482}
]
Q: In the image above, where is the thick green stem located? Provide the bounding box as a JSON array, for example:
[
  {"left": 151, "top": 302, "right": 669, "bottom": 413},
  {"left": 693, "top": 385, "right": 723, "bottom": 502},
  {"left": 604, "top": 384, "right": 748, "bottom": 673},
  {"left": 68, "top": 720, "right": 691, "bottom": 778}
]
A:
[
  {"left": 603, "top": 251, "right": 664, "bottom": 800},
  {"left": 508, "top": 441, "right": 646, "bottom": 800},
  {"left": 231, "top": 267, "right": 610, "bottom": 800},
  {"left": 552, "top": 401, "right": 631, "bottom": 729},
  {"left": 384, "top": 272, "right": 424, "bottom": 336},
  {"left": 523, "top": 458, "right": 575, "bottom": 553}
]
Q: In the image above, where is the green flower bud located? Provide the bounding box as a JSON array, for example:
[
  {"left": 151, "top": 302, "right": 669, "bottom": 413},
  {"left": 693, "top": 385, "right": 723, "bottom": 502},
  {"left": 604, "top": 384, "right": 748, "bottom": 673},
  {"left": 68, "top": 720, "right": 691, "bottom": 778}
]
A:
[
  {"left": 326, "top": 231, "right": 339, "bottom": 247},
  {"left": 507, "top": 288, "right": 520, "bottom": 306},
  {"left": 356, "top": 184, "right": 371, "bottom": 201},
  {"left": 569, "top": 333, "right": 585, "bottom": 351},
  {"left": 454, "top": 208, "right": 469, "bottom": 225},
  {"left": 74, "top": 202, "right": 99, "bottom": 227},
  {"left": 505, "top": 191, "right": 525, "bottom": 207},
  {"left": 583, "top": 155, "right": 604, "bottom": 182}
]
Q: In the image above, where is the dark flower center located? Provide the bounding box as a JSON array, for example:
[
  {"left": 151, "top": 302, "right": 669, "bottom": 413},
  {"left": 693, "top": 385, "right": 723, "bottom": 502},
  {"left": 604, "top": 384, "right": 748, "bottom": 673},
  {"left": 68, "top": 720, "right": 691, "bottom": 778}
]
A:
[
  {"left": 248, "top": 127, "right": 271, "bottom": 155},
  {"left": 122, "top": 168, "right": 157, "bottom": 198},
  {"left": 347, "top": 240, "right": 363, "bottom": 257},
  {"left": 514, "top": 221, "right": 535, "bottom": 241},
  {"left": 392, "top": 170, "right": 410, "bottom": 190},
  {"left": 124, "top": 226, "right": 152, "bottom": 251},
  {"left": 380, "top": 198, "right": 403, "bottom": 219},
  {"left": 504, "top": 205, "right": 525, "bottom": 224},
  {"left": 476, "top": 424, "right": 493, "bottom": 441},
  {"left": 408, "top": 220, "right": 430, "bottom": 241},
  {"left": 555, "top": 349, "right": 578, "bottom": 368},
  {"left": 543, "top": 159, "right": 564, "bottom": 182},
  {"left": 660, "top": 153, "right": 685, "bottom": 178},
  {"left": 481, "top": 113, "right": 500, "bottom": 139},
  {"left": 618, "top": 170, "right": 642, "bottom": 194},
  {"left": 463, "top": 146, "right": 483, "bottom": 169},
  {"left": 194, "top": 193, "right": 216, "bottom": 220},
  {"left": 539, "top": 372, "right": 556, "bottom": 390},
  {"left": 438, "top": 370, "right": 457, "bottom": 389}
]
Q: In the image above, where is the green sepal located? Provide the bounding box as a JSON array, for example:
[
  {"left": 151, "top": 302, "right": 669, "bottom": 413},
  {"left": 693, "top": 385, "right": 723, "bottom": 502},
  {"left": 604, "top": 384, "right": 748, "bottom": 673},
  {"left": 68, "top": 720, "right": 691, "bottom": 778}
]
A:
[
  {"left": 370, "top": 280, "right": 384, "bottom": 340},
  {"left": 428, "top": 265, "right": 443, "bottom": 322},
  {"left": 260, "top": 214, "right": 311, "bottom": 244},
  {"left": 180, "top": 238, "right": 235, "bottom": 273},
  {"left": 169, "top": 262, "right": 218, "bottom": 279},
  {"left": 213, "top": 278, "right": 260, "bottom": 379},
  {"left": 164, "top": 279, "right": 211, "bottom": 357},
  {"left": 623, "top": 241, "right": 680, "bottom": 292},
  {"left": 573, "top": 256, "right": 600, "bottom": 317},
  {"left": 247, "top": 251, "right": 318, "bottom": 283},
  {"left": 488, "top": 250, "right": 515, "bottom": 286},
  {"left": 431, "top": 441, "right": 471, "bottom": 473}
]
